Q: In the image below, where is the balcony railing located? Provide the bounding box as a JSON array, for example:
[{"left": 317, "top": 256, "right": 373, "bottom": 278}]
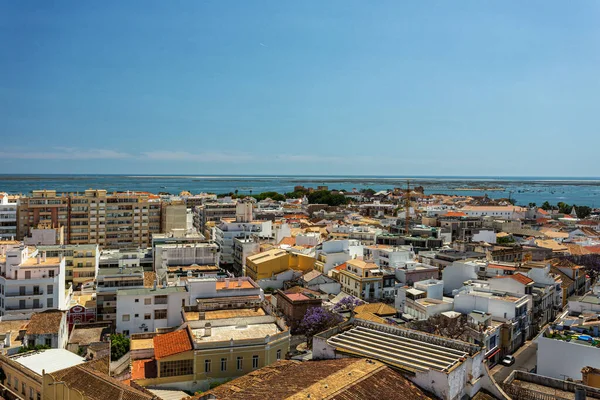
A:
[{"left": 5, "top": 291, "right": 44, "bottom": 297}]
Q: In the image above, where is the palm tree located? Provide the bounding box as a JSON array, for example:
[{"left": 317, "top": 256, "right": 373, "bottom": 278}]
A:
[{"left": 234, "top": 189, "right": 238, "bottom": 197}]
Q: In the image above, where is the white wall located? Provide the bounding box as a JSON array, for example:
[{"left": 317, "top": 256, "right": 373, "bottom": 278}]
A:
[
  {"left": 442, "top": 262, "right": 479, "bottom": 295},
  {"left": 116, "top": 290, "right": 188, "bottom": 335},
  {"left": 472, "top": 230, "right": 497, "bottom": 244},
  {"left": 537, "top": 334, "right": 600, "bottom": 380}
]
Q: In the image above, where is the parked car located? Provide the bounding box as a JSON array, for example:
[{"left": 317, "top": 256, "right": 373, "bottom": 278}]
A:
[{"left": 500, "top": 355, "right": 515, "bottom": 366}]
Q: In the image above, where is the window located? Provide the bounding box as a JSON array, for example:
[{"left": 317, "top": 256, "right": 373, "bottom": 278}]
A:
[
  {"left": 49, "top": 270, "right": 55, "bottom": 278},
  {"left": 237, "top": 356, "right": 243, "bottom": 370},
  {"left": 45, "top": 338, "right": 52, "bottom": 347},
  {"left": 123, "top": 330, "right": 129, "bottom": 336},
  {"left": 252, "top": 355, "right": 259, "bottom": 369},
  {"left": 221, "top": 358, "right": 227, "bottom": 372},
  {"left": 135, "top": 299, "right": 139, "bottom": 303},
  {"left": 47, "top": 285, "right": 53, "bottom": 295},
  {"left": 135, "top": 314, "right": 139, "bottom": 318},
  {"left": 14, "top": 378, "right": 18, "bottom": 389},
  {"left": 122, "top": 314, "right": 130, "bottom": 322},
  {"left": 37, "top": 392, "right": 41, "bottom": 400},
  {"left": 144, "top": 298, "right": 151, "bottom": 305},
  {"left": 47, "top": 298, "right": 53, "bottom": 308},
  {"left": 154, "top": 295, "right": 168, "bottom": 305},
  {"left": 159, "top": 359, "right": 193, "bottom": 377},
  {"left": 144, "top": 313, "right": 151, "bottom": 320},
  {"left": 154, "top": 309, "right": 167, "bottom": 320},
  {"left": 205, "top": 359, "right": 211, "bottom": 373},
  {"left": 22, "top": 382, "right": 25, "bottom": 394},
  {"left": 276, "top": 349, "right": 281, "bottom": 361}
]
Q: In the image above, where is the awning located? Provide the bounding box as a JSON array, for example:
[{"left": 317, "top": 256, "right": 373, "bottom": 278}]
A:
[{"left": 486, "top": 348, "right": 500, "bottom": 359}]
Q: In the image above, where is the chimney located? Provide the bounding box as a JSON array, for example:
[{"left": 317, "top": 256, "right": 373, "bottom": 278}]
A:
[
  {"left": 204, "top": 322, "right": 212, "bottom": 337},
  {"left": 37, "top": 253, "right": 41, "bottom": 264}
]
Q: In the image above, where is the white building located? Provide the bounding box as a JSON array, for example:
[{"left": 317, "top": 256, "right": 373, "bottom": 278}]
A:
[
  {"left": 0, "top": 245, "right": 69, "bottom": 319},
  {"left": 363, "top": 245, "right": 414, "bottom": 268},
  {"left": 295, "top": 232, "right": 320, "bottom": 247},
  {"left": 116, "top": 286, "right": 188, "bottom": 336},
  {"left": 233, "top": 237, "right": 260, "bottom": 277},
  {"left": 214, "top": 220, "right": 272, "bottom": 265},
  {"left": 186, "top": 277, "right": 264, "bottom": 306},
  {"left": 441, "top": 260, "right": 480, "bottom": 295},
  {"left": 0, "top": 194, "right": 17, "bottom": 240},
  {"left": 471, "top": 230, "right": 497, "bottom": 244},
  {"left": 459, "top": 206, "right": 526, "bottom": 220},
  {"left": 315, "top": 239, "right": 363, "bottom": 275}
]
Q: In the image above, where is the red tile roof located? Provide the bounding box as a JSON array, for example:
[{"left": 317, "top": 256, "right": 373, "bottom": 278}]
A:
[
  {"left": 444, "top": 211, "right": 467, "bottom": 217},
  {"left": 286, "top": 293, "right": 310, "bottom": 301},
  {"left": 333, "top": 263, "right": 347, "bottom": 271},
  {"left": 488, "top": 264, "right": 517, "bottom": 271},
  {"left": 131, "top": 359, "right": 157, "bottom": 380},
  {"left": 153, "top": 330, "right": 193, "bottom": 360},
  {"left": 494, "top": 274, "right": 534, "bottom": 285},
  {"left": 279, "top": 236, "right": 296, "bottom": 246}
]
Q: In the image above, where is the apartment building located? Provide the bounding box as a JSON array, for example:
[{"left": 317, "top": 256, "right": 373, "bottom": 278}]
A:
[
  {"left": 195, "top": 200, "right": 237, "bottom": 232},
  {"left": 454, "top": 284, "right": 532, "bottom": 354},
  {"left": 232, "top": 237, "right": 260, "bottom": 277},
  {"left": 69, "top": 189, "right": 161, "bottom": 249},
  {"left": 0, "top": 245, "right": 69, "bottom": 319},
  {"left": 17, "top": 190, "right": 69, "bottom": 240},
  {"left": 152, "top": 231, "right": 217, "bottom": 270},
  {"left": 314, "top": 239, "right": 363, "bottom": 275},
  {"left": 336, "top": 258, "right": 390, "bottom": 301},
  {"left": 161, "top": 199, "right": 187, "bottom": 233},
  {"left": 37, "top": 244, "right": 99, "bottom": 288},
  {"left": 0, "top": 193, "right": 17, "bottom": 240},
  {"left": 131, "top": 307, "right": 289, "bottom": 392},
  {"left": 214, "top": 219, "right": 272, "bottom": 266},
  {"left": 116, "top": 286, "right": 188, "bottom": 336},
  {"left": 99, "top": 248, "right": 153, "bottom": 271},
  {"left": 245, "top": 248, "right": 314, "bottom": 283},
  {"left": 95, "top": 266, "right": 150, "bottom": 322}
]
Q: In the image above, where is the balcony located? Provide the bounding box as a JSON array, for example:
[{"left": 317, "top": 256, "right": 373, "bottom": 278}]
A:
[
  {"left": 5, "top": 290, "right": 45, "bottom": 297},
  {"left": 5, "top": 304, "right": 45, "bottom": 311}
]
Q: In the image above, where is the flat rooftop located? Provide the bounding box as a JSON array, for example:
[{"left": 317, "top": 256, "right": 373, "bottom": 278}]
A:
[
  {"left": 192, "top": 323, "right": 280, "bottom": 343},
  {"left": 131, "top": 338, "right": 155, "bottom": 351},
  {"left": 327, "top": 326, "right": 467, "bottom": 372},
  {"left": 10, "top": 349, "right": 85, "bottom": 375},
  {"left": 216, "top": 280, "right": 256, "bottom": 290},
  {"left": 185, "top": 308, "right": 265, "bottom": 321},
  {"left": 20, "top": 257, "right": 61, "bottom": 267},
  {"left": 117, "top": 286, "right": 187, "bottom": 296}
]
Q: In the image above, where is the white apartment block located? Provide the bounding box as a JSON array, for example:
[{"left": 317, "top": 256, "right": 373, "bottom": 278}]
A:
[
  {"left": 0, "top": 194, "right": 17, "bottom": 240},
  {"left": 459, "top": 206, "right": 527, "bottom": 220},
  {"left": 214, "top": 220, "right": 272, "bottom": 265},
  {"left": 0, "top": 244, "right": 68, "bottom": 319},
  {"left": 315, "top": 240, "right": 363, "bottom": 275},
  {"left": 116, "top": 286, "right": 188, "bottom": 336},
  {"left": 233, "top": 237, "right": 260, "bottom": 277}
]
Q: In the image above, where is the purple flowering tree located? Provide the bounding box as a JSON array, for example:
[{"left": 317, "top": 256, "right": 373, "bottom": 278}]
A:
[
  {"left": 299, "top": 306, "right": 343, "bottom": 346},
  {"left": 332, "top": 296, "right": 365, "bottom": 313}
]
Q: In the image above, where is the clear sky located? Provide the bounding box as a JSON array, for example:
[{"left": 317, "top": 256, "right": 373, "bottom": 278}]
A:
[{"left": 1, "top": 1, "right": 599, "bottom": 176}]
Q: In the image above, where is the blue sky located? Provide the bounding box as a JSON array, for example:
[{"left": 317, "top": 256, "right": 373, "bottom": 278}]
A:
[{"left": 1, "top": 1, "right": 599, "bottom": 176}]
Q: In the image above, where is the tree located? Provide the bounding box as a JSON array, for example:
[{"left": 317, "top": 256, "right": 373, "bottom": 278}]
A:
[
  {"left": 528, "top": 202, "right": 537, "bottom": 208},
  {"left": 110, "top": 334, "right": 130, "bottom": 361},
  {"left": 18, "top": 344, "right": 50, "bottom": 354},
  {"left": 306, "top": 190, "right": 348, "bottom": 206},
  {"left": 298, "top": 307, "right": 343, "bottom": 346},
  {"left": 332, "top": 296, "right": 364, "bottom": 312},
  {"left": 557, "top": 202, "right": 571, "bottom": 214},
  {"left": 234, "top": 189, "right": 238, "bottom": 197},
  {"left": 541, "top": 201, "right": 553, "bottom": 211},
  {"left": 497, "top": 235, "right": 515, "bottom": 244},
  {"left": 408, "top": 314, "right": 470, "bottom": 340},
  {"left": 575, "top": 205, "right": 592, "bottom": 219}
]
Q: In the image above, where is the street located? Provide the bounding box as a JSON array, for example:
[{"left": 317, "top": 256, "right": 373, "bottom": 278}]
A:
[{"left": 491, "top": 340, "right": 538, "bottom": 384}]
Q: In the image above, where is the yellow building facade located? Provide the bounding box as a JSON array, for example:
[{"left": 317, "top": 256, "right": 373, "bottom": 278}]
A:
[{"left": 246, "top": 249, "right": 315, "bottom": 281}]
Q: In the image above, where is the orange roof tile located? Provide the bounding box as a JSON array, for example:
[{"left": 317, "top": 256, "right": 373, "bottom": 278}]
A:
[
  {"left": 333, "top": 263, "right": 347, "bottom": 271},
  {"left": 537, "top": 208, "right": 549, "bottom": 215},
  {"left": 153, "top": 330, "right": 192, "bottom": 359},
  {"left": 488, "top": 264, "right": 517, "bottom": 271},
  {"left": 279, "top": 236, "right": 296, "bottom": 246},
  {"left": 444, "top": 211, "right": 467, "bottom": 217},
  {"left": 286, "top": 293, "right": 310, "bottom": 301},
  {"left": 494, "top": 274, "right": 534, "bottom": 285}
]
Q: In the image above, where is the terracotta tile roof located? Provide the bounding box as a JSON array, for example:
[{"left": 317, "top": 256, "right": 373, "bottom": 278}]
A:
[
  {"left": 49, "top": 364, "right": 153, "bottom": 400},
  {"left": 285, "top": 293, "right": 310, "bottom": 301},
  {"left": 131, "top": 359, "right": 157, "bottom": 380},
  {"left": 279, "top": 236, "right": 296, "bottom": 246},
  {"left": 333, "top": 263, "right": 347, "bottom": 271},
  {"left": 493, "top": 274, "right": 534, "bottom": 285},
  {"left": 537, "top": 208, "right": 549, "bottom": 215},
  {"left": 566, "top": 243, "right": 592, "bottom": 256},
  {"left": 26, "top": 310, "right": 64, "bottom": 335},
  {"left": 153, "top": 329, "right": 193, "bottom": 360},
  {"left": 354, "top": 311, "right": 387, "bottom": 324},
  {"left": 488, "top": 264, "right": 517, "bottom": 271},
  {"left": 196, "top": 358, "right": 435, "bottom": 400},
  {"left": 444, "top": 211, "right": 467, "bottom": 217},
  {"left": 551, "top": 266, "right": 574, "bottom": 287},
  {"left": 586, "top": 245, "right": 600, "bottom": 254},
  {"left": 354, "top": 303, "right": 397, "bottom": 316}
]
